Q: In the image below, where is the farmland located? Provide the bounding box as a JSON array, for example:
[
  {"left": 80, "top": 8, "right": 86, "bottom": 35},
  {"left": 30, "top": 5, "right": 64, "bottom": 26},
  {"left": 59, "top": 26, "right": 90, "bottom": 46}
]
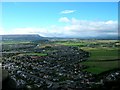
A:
[{"left": 54, "top": 40, "right": 120, "bottom": 74}]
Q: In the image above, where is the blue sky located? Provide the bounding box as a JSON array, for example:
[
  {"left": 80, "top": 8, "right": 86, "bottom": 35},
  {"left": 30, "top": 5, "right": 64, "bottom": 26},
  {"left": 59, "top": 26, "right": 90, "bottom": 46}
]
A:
[{"left": 1, "top": 2, "right": 118, "bottom": 37}]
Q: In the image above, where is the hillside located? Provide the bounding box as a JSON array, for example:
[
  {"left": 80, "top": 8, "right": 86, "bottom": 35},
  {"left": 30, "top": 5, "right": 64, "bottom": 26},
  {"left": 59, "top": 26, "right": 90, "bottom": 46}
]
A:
[{"left": 1, "top": 34, "right": 45, "bottom": 41}]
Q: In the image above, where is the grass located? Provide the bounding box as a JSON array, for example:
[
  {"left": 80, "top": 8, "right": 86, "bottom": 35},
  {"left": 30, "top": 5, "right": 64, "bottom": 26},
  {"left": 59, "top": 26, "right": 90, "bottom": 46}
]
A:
[
  {"left": 82, "top": 61, "right": 119, "bottom": 74},
  {"left": 89, "top": 49, "right": 118, "bottom": 60},
  {"left": 2, "top": 41, "right": 31, "bottom": 44},
  {"left": 81, "top": 47, "right": 119, "bottom": 74},
  {"left": 83, "top": 67, "right": 108, "bottom": 74},
  {"left": 81, "top": 47, "right": 119, "bottom": 61},
  {"left": 55, "top": 40, "right": 119, "bottom": 74},
  {"left": 56, "top": 41, "right": 88, "bottom": 46}
]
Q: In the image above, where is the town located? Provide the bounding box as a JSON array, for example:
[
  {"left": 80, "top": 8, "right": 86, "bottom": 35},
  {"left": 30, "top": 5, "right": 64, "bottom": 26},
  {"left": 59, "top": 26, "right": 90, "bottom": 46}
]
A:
[{"left": 1, "top": 35, "right": 120, "bottom": 90}]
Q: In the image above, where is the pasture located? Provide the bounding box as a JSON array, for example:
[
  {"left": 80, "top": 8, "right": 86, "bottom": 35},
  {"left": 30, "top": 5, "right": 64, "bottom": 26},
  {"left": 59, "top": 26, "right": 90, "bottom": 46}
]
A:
[{"left": 55, "top": 40, "right": 119, "bottom": 74}]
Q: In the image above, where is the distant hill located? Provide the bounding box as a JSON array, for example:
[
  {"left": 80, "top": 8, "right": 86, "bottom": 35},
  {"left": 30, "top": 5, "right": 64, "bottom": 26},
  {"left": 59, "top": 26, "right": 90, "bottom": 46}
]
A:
[
  {"left": 1, "top": 34, "right": 46, "bottom": 41},
  {"left": 0, "top": 34, "right": 119, "bottom": 41},
  {"left": 46, "top": 36, "right": 119, "bottom": 40}
]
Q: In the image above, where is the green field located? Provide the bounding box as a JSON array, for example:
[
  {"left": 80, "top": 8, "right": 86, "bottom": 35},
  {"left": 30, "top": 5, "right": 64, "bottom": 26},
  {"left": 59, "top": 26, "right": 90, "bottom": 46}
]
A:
[
  {"left": 55, "top": 40, "right": 118, "bottom": 47},
  {"left": 2, "top": 41, "right": 31, "bottom": 44},
  {"left": 56, "top": 42, "right": 87, "bottom": 46},
  {"left": 82, "top": 61, "right": 119, "bottom": 74},
  {"left": 81, "top": 47, "right": 118, "bottom": 61},
  {"left": 55, "top": 40, "right": 119, "bottom": 74},
  {"left": 56, "top": 41, "right": 89, "bottom": 46},
  {"left": 81, "top": 47, "right": 119, "bottom": 74}
]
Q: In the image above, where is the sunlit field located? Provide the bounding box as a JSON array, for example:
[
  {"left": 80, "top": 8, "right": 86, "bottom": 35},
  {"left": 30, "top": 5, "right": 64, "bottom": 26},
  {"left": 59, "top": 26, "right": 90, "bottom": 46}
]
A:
[{"left": 54, "top": 40, "right": 120, "bottom": 74}]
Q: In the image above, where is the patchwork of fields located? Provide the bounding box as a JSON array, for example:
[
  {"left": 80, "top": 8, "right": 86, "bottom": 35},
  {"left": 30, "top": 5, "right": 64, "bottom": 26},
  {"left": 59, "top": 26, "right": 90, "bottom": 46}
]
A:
[{"left": 54, "top": 40, "right": 120, "bottom": 74}]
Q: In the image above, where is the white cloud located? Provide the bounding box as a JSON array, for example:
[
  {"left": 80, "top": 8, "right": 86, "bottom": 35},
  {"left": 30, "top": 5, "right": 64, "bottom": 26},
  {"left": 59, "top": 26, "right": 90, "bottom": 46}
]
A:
[
  {"left": 60, "top": 18, "right": 118, "bottom": 37},
  {"left": 61, "top": 10, "right": 76, "bottom": 14},
  {"left": 59, "top": 17, "right": 70, "bottom": 23},
  {"left": 6, "top": 27, "right": 48, "bottom": 37},
  {"left": 61, "top": 18, "right": 117, "bottom": 32},
  {"left": 5, "top": 27, "right": 64, "bottom": 37},
  {"left": 4, "top": 18, "right": 118, "bottom": 38}
]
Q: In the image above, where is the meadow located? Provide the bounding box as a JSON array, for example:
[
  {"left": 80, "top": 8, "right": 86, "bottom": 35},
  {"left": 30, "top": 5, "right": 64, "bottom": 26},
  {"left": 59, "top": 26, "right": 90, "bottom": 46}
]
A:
[
  {"left": 55, "top": 40, "right": 120, "bottom": 74},
  {"left": 2, "top": 41, "right": 31, "bottom": 45}
]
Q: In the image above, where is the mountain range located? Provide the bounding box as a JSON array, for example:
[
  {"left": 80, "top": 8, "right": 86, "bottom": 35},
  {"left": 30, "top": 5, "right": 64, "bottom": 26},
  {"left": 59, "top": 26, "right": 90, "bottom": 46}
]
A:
[
  {"left": 1, "top": 34, "right": 45, "bottom": 41},
  {"left": 0, "top": 34, "right": 119, "bottom": 41}
]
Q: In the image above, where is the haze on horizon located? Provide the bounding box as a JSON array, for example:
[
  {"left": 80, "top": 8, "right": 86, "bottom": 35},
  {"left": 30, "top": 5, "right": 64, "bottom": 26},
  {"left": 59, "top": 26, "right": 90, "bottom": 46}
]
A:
[{"left": 1, "top": 2, "right": 118, "bottom": 38}]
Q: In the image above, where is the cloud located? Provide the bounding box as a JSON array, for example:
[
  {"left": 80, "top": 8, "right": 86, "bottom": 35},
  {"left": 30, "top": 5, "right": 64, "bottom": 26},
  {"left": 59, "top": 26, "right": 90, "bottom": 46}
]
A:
[
  {"left": 60, "top": 10, "right": 76, "bottom": 14},
  {"left": 61, "top": 18, "right": 117, "bottom": 37},
  {"left": 5, "top": 27, "right": 65, "bottom": 37},
  {"left": 6, "top": 27, "right": 48, "bottom": 37},
  {"left": 4, "top": 18, "right": 118, "bottom": 38},
  {"left": 59, "top": 17, "right": 70, "bottom": 23}
]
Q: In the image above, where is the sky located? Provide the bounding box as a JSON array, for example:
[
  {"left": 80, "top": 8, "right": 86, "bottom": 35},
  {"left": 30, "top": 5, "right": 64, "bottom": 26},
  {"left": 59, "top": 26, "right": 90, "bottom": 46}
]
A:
[{"left": 1, "top": 2, "right": 118, "bottom": 38}]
